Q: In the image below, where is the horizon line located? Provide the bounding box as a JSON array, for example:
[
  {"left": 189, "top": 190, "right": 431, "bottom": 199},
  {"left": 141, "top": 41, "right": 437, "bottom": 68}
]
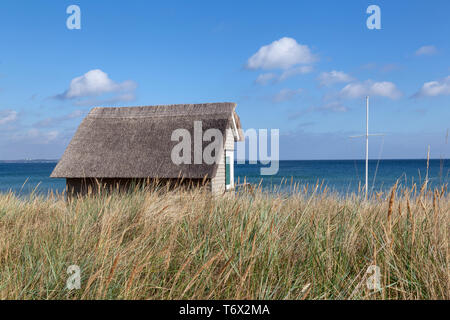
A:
[{"left": 0, "top": 158, "right": 448, "bottom": 162}]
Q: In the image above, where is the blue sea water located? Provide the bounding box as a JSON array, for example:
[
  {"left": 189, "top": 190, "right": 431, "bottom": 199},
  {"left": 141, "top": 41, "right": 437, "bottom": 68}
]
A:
[
  {"left": 236, "top": 159, "right": 448, "bottom": 194},
  {"left": 0, "top": 160, "right": 448, "bottom": 196}
]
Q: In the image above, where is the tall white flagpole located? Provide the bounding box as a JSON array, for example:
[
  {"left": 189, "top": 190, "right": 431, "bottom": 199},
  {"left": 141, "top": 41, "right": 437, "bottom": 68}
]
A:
[
  {"left": 349, "top": 96, "right": 385, "bottom": 201},
  {"left": 365, "top": 96, "right": 369, "bottom": 201}
]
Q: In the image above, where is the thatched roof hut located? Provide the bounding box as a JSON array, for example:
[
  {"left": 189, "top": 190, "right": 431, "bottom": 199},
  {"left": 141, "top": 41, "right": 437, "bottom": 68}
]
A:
[{"left": 51, "top": 102, "right": 243, "bottom": 195}]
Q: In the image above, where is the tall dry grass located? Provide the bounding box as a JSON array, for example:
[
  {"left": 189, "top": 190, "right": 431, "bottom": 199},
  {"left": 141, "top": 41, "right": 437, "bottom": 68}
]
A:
[{"left": 0, "top": 182, "right": 448, "bottom": 300}]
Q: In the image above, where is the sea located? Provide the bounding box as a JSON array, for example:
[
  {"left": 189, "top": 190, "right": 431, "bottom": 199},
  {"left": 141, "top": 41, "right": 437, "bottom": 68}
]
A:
[{"left": 0, "top": 160, "right": 448, "bottom": 196}]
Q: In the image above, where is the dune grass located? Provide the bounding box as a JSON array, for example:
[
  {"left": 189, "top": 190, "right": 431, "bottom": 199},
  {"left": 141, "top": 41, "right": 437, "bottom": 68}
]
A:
[{"left": 0, "top": 181, "right": 448, "bottom": 300}]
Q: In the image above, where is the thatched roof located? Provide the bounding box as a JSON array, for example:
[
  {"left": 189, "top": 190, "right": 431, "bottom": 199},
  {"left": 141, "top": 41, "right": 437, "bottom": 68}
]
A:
[{"left": 51, "top": 102, "right": 243, "bottom": 179}]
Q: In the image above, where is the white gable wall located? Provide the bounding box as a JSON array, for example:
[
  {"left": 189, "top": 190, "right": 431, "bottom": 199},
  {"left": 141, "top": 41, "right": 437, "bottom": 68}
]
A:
[{"left": 211, "top": 127, "right": 235, "bottom": 193}]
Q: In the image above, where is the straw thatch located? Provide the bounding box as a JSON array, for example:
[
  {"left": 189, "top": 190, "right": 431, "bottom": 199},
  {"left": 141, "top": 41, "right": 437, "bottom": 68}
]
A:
[{"left": 51, "top": 102, "right": 243, "bottom": 180}]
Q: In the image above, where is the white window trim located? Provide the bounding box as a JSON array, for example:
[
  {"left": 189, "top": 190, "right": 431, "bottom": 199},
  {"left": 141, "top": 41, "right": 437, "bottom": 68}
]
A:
[
  {"left": 231, "top": 113, "right": 239, "bottom": 141},
  {"left": 225, "top": 150, "right": 234, "bottom": 190}
]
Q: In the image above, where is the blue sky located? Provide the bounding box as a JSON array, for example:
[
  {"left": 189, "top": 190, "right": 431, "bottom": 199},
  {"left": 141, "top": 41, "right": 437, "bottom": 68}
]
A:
[{"left": 0, "top": 0, "right": 449, "bottom": 160}]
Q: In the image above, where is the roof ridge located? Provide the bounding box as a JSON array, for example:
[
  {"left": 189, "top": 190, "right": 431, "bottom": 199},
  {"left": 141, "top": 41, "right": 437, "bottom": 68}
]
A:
[
  {"left": 90, "top": 102, "right": 236, "bottom": 111},
  {"left": 88, "top": 102, "right": 237, "bottom": 118}
]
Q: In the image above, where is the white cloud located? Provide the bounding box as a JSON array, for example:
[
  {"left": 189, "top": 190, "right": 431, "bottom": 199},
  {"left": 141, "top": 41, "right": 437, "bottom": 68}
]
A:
[
  {"left": 35, "top": 110, "right": 85, "bottom": 128},
  {"left": 66, "top": 109, "right": 84, "bottom": 118},
  {"left": 73, "top": 92, "right": 137, "bottom": 106},
  {"left": 279, "top": 66, "right": 313, "bottom": 81},
  {"left": 43, "top": 130, "right": 59, "bottom": 142},
  {"left": 288, "top": 102, "right": 349, "bottom": 120},
  {"left": 415, "top": 45, "right": 437, "bottom": 56},
  {"left": 12, "top": 129, "right": 60, "bottom": 144},
  {"left": 414, "top": 76, "right": 450, "bottom": 97},
  {"left": 273, "top": 88, "right": 303, "bottom": 103},
  {"left": 315, "top": 102, "right": 349, "bottom": 113},
  {"left": 370, "top": 82, "right": 402, "bottom": 99},
  {"left": 246, "top": 37, "right": 317, "bottom": 70},
  {"left": 56, "top": 69, "right": 137, "bottom": 103},
  {"left": 0, "top": 110, "right": 18, "bottom": 125},
  {"left": 318, "top": 70, "right": 354, "bottom": 86},
  {"left": 340, "top": 80, "right": 402, "bottom": 99},
  {"left": 255, "top": 73, "right": 277, "bottom": 85},
  {"left": 255, "top": 66, "right": 313, "bottom": 85}
]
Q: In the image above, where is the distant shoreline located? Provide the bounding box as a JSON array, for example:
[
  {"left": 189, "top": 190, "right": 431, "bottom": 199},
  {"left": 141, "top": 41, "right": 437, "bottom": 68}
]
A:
[
  {"left": 0, "top": 160, "right": 59, "bottom": 163},
  {"left": 0, "top": 159, "right": 448, "bottom": 163}
]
